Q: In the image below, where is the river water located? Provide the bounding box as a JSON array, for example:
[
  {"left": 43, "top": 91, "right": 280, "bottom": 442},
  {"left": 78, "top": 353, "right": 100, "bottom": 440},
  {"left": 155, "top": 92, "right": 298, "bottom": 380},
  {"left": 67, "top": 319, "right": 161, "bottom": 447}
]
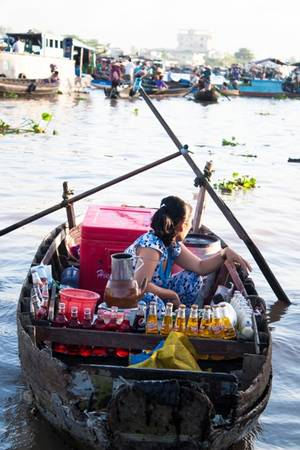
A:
[{"left": 0, "top": 90, "right": 299, "bottom": 450}]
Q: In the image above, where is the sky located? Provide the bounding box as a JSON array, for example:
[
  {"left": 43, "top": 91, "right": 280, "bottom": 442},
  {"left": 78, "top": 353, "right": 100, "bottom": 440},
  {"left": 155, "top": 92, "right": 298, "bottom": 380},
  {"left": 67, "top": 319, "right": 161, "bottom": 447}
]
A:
[{"left": 2, "top": 0, "right": 300, "bottom": 61}]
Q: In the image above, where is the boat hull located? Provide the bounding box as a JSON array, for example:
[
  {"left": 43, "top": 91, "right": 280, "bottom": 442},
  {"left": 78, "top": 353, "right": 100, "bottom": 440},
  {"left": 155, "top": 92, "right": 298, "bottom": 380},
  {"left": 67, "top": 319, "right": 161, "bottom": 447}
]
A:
[
  {"left": 17, "top": 223, "right": 272, "bottom": 450},
  {"left": 0, "top": 77, "right": 59, "bottom": 96},
  {"left": 194, "top": 89, "right": 219, "bottom": 103}
]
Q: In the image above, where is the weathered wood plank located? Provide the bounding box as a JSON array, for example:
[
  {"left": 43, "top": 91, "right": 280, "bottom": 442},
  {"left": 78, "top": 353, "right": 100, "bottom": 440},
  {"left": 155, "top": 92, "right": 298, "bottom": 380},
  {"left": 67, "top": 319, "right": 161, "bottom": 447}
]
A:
[
  {"left": 82, "top": 364, "right": 238, "bottom": 384},
  {"left": 29, "top": 326, "right": 259, "bottom": 355},
  {"left": 41, "top": 228, "right": 66, "bottom": 265}
]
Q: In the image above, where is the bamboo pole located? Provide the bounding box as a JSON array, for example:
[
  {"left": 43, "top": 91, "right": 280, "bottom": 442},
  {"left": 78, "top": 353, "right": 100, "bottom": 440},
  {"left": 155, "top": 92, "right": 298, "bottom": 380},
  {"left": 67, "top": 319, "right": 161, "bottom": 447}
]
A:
[
  {"left": 62, "top": 181, "right": 76, "bottom": 229},
  {"left": 192, "top": 161, "right": 213, "bottom": 233},
  {"left": 0, "top": 150, "right": 181, "bottom": 237}
]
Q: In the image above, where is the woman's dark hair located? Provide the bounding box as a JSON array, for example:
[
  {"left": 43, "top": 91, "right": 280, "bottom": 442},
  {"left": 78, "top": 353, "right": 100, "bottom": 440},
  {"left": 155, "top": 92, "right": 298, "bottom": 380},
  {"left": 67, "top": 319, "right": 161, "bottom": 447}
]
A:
[{"left": 151, "top": 196, "right": 191, "bottom": 246}]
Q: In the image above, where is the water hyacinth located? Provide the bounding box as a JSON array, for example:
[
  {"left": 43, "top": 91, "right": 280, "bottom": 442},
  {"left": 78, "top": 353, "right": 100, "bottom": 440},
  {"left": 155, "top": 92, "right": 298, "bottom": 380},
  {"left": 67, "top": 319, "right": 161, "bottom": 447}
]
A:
[{"left": 214, "top": 172, "right": 257, "bottom": 194}]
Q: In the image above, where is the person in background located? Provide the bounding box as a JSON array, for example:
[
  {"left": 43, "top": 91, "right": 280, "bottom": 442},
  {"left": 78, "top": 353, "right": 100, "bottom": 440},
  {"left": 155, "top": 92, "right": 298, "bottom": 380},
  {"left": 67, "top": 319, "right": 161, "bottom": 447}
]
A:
[
  {"left": 124, "top": 57, "right": 135, "bottom": 84},
  {"left": 155, "top": 74, "right": 168, "bottom": 89},
  {"left": 133, "top": 63, "right": 147, "bottom": 80},
  {"left": 50, "top": 71, "right": 59, "bottom": 83},
  {"left": 126, "top": 196, "right": 251, "bottom": 316},
  {"left": 12, "top": 36, "right": 25, "bottom": 53},
  {"left": 110, "top": 60, "right": 122, "bottom": 89},
  {"left": 190, "top": 69, "right": 200, "bottom": 87}
]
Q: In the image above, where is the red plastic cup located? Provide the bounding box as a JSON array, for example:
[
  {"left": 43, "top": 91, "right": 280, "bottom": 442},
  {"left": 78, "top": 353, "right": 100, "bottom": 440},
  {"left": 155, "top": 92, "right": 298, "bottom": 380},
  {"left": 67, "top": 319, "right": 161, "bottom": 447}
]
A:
[{"left": 60, "top": 288, "right": 100, "bottom": 321}]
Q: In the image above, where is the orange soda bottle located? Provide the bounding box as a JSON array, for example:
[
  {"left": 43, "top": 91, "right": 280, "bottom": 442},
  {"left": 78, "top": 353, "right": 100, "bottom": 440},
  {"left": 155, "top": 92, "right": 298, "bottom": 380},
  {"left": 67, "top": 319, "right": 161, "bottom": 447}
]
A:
[
  {"left": 198, "top": 305, "right": 212, "bottom": 338},
  {"left": 160, "top": 302, "right": 173, "bottom": 336},
  {"left": 186, "top": 304, "right": 199, "bottom": 336},
  {"left": 211, "top": 305, "right": 224, "bottom": 339},
  {"left": 146, "top": 301, "right": 158, "bottom": 334},
  {"left": 174, "top": 304, "right": 186, "bottom": 333},
  {"left": 220, "top": 304, "right": 236, "bottom": 340}
]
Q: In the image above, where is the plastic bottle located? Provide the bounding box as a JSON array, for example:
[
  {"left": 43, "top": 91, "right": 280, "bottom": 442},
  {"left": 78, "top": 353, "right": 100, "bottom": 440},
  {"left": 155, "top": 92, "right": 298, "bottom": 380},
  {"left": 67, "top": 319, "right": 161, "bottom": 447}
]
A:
[
  {"left": 67, "top": 306, "right": 81, "bottom": 355},
  {"left": 174, "top": 304, "right": 186, "bottom": 333},
  {"left": 30, "top": 288, "right": 40, "bottom": 315},
  {"left": 115, "top": 310, "right": 131, "bottom": 358},
  {"left": 220, "top": 304, "right": 236, "bottom": 340},
  {"left": 146, "top": 301, "right": 158, "bottom": 334},
  {"left": 36, "top": 296, "right": 49, "bottom": 320},
  {"left": 80, "top": 307, "right": 93, "bottom": 357},
  {"left": 132, "top": 301, "right": 147, "bottom": 333},
  {"left": 106, "top": 306, "right": 118, "bottom": 332},
  {"left": 186, "top": 304, "right": 199, "bottom": 336},
  {"left": 160, "top": 302, "right": 174, "bottom": 336},
  {"left": 198, "top": 305, "right": 212, "bottom": 338},
  {"left": 118, "top": 309, "right": 131, "bottom": 332},
  {"left": 60, "top": 266, "right": 80, "bottom": 289},
  {"left": 52, "top": 302, "right": 68, "bottom": 354},
  {"left": 31, "top": 269, "right": 43, "bottom": 301},
  {"left": 92, "top": 307, "right": 108, "bottom": 357}
]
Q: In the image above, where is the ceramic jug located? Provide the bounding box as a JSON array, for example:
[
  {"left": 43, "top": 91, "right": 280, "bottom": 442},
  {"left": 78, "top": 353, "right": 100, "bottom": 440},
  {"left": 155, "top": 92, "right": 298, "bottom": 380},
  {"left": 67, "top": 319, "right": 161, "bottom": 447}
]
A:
[{"left": 104, "top": 253, "right": 146, "bottom": 308}]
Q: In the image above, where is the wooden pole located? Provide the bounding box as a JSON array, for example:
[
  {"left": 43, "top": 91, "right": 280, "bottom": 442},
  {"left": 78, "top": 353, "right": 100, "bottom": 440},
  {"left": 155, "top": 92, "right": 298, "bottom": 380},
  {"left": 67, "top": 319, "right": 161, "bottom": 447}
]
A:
[
  {"left": 62, "top": 181, "right": 76, "bottom": 229},
  {"left": 0, "top": 150, "right": 181, "bottom": 237},
  {"left": 192, "top": 161, "right": 213, "bottom": 232},
  {"left": 79, "top": 48, "right": 83, "bottom": 77}
]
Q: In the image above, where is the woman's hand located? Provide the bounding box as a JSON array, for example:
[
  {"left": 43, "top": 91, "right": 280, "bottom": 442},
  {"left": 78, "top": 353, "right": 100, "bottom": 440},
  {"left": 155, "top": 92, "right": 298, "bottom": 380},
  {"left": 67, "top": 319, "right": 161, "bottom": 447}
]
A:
[
  {"left": 163, "top": 290, "right": 181, "bottom": 308},
  {"left": 222, "top": 247, "right": 252, "bottom": 273},
  {"left": 147, "top": 283, "right": 181, "bottom": 308}
]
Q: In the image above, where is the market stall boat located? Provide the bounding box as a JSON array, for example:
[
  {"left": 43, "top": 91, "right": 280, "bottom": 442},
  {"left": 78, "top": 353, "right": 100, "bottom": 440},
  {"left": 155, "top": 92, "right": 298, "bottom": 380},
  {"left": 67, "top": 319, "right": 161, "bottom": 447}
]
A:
[{"left": 17, "top": 207, "right": 272, "bottom": 450}]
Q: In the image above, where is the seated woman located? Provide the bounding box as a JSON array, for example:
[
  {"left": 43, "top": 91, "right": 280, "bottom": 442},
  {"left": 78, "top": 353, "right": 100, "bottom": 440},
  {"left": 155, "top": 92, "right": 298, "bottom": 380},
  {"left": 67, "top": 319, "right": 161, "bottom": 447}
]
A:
[{"left": 126, "top": 196, "right": 251, "bottom": 315}]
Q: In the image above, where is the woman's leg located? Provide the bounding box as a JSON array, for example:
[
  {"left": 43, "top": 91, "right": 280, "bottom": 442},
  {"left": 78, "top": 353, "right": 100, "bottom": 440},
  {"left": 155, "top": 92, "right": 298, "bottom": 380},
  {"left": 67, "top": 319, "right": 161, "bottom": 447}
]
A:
[{"left": 166, "top": 271, "right": 204, "bottom": 307}]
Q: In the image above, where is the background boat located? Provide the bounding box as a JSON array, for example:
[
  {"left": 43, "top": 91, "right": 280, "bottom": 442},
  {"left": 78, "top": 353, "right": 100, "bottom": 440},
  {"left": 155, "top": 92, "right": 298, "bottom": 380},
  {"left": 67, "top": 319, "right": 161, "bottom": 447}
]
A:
[
  {"left": 194, "top": 88, "right": 219, "bottom": 103},
  {"left": 0, "top": 77, "right": 59, "bottom": 96},
  {"left": 238, "top": 79, "right": 285, "bottom": 98},
  {"left": 91, "top": 78, "right": 112, "bottom": 89}
]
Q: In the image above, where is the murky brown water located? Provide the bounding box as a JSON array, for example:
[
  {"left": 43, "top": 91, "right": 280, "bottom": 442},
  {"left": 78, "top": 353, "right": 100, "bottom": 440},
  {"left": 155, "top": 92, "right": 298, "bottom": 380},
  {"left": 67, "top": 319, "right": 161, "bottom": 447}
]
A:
[{"left": 0, "top": 91, "right": 300, "bottom": 449}]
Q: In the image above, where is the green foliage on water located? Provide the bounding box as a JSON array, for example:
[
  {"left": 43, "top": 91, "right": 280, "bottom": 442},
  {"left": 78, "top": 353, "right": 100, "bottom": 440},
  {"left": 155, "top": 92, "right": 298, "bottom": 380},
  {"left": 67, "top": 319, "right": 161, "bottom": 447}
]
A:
[
  {"left": 214, "top": 172, "right": 257, "bottom": 194},
  {"left": 2, "top": 92, "right": 18, "bottom": 99},
  {"left": 0, "top": 112, "right": 54, "bottom": 135},
  {"left": 222, "top": 136, "right": 241, "bottom": 146}
]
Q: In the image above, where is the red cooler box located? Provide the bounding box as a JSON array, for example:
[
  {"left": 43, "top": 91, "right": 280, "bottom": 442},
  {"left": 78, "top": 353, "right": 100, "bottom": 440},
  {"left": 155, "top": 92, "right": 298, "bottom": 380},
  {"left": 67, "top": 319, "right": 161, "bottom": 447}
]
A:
[{"left": 80, "top": 205, "right": 155, "bottom": 296}]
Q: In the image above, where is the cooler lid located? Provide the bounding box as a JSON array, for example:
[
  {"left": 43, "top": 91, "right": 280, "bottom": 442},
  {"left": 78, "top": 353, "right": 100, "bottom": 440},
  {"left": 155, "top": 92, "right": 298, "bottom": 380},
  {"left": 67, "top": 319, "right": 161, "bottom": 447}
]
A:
[
  {"left": 81, "top": 205, "right": 156, "bottom": 241},
  {"left": 184, "top": 233, "right": 220, "bottom": 248}
]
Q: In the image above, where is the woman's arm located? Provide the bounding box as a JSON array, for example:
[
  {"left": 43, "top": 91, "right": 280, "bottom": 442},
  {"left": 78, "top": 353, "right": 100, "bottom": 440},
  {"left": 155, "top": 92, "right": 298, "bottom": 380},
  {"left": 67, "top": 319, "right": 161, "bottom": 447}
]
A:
[
  {"left": 175, "top": 243, "right": 251, "bottom": 275},
  {"left": 135, "top": 247, "right": 181, "bottom": 307}
]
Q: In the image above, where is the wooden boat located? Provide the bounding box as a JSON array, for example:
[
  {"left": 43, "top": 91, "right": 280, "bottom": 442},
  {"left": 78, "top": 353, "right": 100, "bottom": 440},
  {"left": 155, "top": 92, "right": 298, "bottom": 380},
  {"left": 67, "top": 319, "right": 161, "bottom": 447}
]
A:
[
  {"left": 0, "top": 77, "right": 59, "bottom": 96},
  {"left": 219, "top": 88, "right": 240, "bottom": 97},
  {"left": 147, "top": 87, "right": 190, "bottom": 98},
  {"left": 13, "top": 93, "right": 278, "bottom": 449},
  {"left": 194, "top": 88, "right": 219, "bottom": 103},
  {"left": 17, "top": 202, "right": 272, "bottom": 449},
  {"left": 238, "top": 79, "right": 285, "bottom": 98},
  {"left": 91, "top": 78, "right": 112, "bottom": 89},
  {"left": 104, "top": 85, "right": 139, "bottom": 99}
]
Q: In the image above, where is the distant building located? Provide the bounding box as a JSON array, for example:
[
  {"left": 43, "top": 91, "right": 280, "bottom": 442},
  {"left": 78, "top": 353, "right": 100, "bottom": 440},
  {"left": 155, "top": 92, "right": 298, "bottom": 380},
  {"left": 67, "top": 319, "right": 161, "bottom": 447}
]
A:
[{"left": 177, "top": 29, "right": 212, "bottom": 54}]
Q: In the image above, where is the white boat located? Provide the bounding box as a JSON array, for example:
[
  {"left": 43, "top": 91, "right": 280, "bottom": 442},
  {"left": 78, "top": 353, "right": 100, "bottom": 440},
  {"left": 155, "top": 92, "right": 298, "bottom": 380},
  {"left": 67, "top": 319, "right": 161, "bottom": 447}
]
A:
[{"left": 0, "top": 32, "right": 96, "bottom": 93}]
